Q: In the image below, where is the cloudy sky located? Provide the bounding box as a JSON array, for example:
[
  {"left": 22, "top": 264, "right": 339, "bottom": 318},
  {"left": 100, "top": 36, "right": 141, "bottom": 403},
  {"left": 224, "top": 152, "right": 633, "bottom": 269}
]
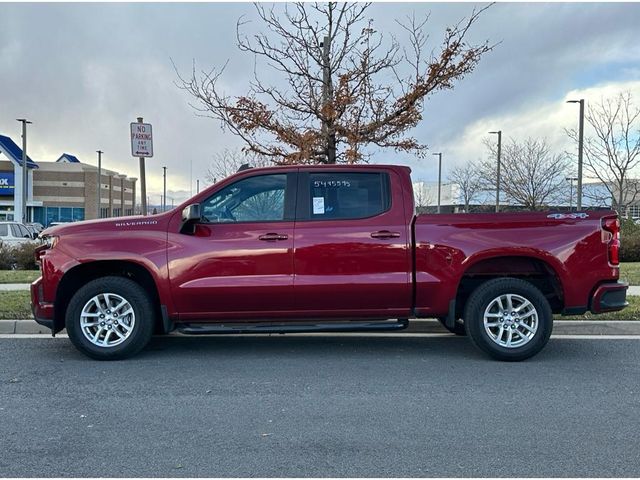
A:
[{"left": 1, "top": 1, "right": 640, "bottom": 204}]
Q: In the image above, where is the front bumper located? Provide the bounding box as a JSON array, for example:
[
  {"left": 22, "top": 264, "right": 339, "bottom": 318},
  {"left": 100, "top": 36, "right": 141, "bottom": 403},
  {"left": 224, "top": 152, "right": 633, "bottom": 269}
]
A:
[
  {"left": 590, "top": 281, "right": 628, "bottom": 314},
  {"left": 31, "top": 276, "right": 55, "bottom": 331}
]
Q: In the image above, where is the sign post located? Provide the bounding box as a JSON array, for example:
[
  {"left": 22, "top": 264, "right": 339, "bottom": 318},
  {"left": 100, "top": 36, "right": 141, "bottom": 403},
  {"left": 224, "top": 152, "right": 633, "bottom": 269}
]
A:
[{"left": 131, "top": 118, "right": 153, "bottom": 215}]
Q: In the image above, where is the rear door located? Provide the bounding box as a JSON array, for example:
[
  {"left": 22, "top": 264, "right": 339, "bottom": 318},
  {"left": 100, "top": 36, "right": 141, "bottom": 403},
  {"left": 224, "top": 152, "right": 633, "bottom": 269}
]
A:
[{"left": 292, "top": 169, "right": 412, "bottom": 318}]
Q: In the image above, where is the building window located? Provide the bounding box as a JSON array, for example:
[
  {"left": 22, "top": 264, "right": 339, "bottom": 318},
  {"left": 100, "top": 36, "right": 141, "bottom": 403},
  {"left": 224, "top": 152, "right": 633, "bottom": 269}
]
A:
[
  {"left": 125, "top": 209, "right": 133, "bottom": 216},
  {"left": 33, "top": 207, "right": 45, "bottom": 226},
  {"left": 626, "top": 204, "right": 640, "bottom": 218},
  {"left": 72, "top": 208, "right": 85, "bottom": 222},
  {"left": 113, "top": 208, "right": 121, "bottom": 217},
  {"left": 59, "top": 207, "right": 73, "bottom": 222},
  {"left": 100, "top": 207, "right": 109, "bottom": 218}
]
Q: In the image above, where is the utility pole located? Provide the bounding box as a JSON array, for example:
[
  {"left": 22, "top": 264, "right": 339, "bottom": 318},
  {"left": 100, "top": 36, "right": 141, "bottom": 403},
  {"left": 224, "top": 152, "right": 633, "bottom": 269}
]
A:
[
  {"left": 196, "top": 179, "right": 200, "bottom": 194},
  {"left": 567, "top": 99, "right": 585, "bottom": 210},
  {"left": 162, "top": 166, "right": 167, "bottom": 212},
  {"left": 433, "top": 152, "right": 442, "bottom": 213},
  {"left": 489, "top": 130, "right": 502, "bottom": 212},
  {"left": 96, "top": 150, "right": 103, "bottom": 219},
  {"left": 137, "top": 117, "right": 148, "bottom": 215},
  {"left": 321, "top": 35, "right": 336, "bottom": 164},
  {"left": 16, "top": 119, "right": 32, "bottom": 223}
]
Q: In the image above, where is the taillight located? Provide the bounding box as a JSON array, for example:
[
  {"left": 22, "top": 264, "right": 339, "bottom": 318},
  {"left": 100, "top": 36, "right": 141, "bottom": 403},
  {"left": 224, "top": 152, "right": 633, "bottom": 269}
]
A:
[{"left": 602, "top": 217, "right": 620, "bottom": 265}]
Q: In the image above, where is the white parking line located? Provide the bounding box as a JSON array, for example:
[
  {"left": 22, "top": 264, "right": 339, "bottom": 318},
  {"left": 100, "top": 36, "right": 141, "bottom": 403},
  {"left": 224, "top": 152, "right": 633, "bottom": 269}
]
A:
[{"left": 2, "top": 333, "right": 640, "bottom": 340}]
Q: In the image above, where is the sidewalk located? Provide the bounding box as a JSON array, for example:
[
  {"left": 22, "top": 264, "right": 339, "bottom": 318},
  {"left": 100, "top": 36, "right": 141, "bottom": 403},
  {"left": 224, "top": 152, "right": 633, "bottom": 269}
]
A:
[
  {"left": 0, "top": 283, "right": 31, "bottom": 291},
  {"left": 2, "top": 318, "right": 640, "bottom": 336}
]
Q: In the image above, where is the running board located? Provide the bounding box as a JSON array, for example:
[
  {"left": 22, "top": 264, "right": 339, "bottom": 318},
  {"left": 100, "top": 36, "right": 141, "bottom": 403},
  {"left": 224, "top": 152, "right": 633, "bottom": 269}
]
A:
[{"left": 177, "top": 319, "right": 409, "bottom": 335}]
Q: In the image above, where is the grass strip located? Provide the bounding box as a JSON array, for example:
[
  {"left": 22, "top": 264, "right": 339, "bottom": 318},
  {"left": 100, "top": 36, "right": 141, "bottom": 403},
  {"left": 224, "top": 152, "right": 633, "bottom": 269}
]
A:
[
  {"left": 0, "top": 270, "right": 40, "bottom": 284},
  {"left": 2, "top": 291, "right": 640, "bottom": 322}
]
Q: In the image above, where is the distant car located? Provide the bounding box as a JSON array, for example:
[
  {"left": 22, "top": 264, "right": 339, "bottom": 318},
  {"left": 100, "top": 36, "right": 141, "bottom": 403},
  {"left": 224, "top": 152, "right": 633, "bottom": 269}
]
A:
[
  {"left": 25, "top": 224, "right": 39, "bottom": 239},
  {"left": 0, "top": 221, "right": 37, "bottom": 247},
  {"left": 27, "top": 222, "right": 44, "bottom": 233}
]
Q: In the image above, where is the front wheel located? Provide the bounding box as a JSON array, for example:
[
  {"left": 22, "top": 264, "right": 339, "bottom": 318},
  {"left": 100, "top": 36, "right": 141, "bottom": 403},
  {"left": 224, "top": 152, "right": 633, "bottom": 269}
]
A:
[
  {"left": 65, "top": 276, "right": 155, "bottom": 360},
  {"left": 464, "top": 278, "right": 553, "bottom": 361}
]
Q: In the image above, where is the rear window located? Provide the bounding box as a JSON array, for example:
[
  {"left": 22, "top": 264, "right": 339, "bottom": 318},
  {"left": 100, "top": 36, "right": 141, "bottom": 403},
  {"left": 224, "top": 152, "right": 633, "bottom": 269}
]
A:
[
  {"left": 0, "top": 224, "right": 7, "bottom": 236},
  {"left": 308, "top": 172, "right": 390, "bottom": 220}
]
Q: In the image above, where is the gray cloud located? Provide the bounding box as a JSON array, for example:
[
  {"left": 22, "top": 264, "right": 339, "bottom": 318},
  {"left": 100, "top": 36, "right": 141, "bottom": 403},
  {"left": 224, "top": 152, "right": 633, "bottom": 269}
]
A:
[{"left": 1, "top": 2, "right": 640, "bottom": 202}]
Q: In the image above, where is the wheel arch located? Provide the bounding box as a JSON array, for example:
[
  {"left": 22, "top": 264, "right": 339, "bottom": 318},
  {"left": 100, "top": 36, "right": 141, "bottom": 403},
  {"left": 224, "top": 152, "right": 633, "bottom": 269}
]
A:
[
  {"left": 454, "top": 254, "right": 565, "bottom": 317},
  {"left": 54, "top": 260, "right": 167, "bottom": 334}
]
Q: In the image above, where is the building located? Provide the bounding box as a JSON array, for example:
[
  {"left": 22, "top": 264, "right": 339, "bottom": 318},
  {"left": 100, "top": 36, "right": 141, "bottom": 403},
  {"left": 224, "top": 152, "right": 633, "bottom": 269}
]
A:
[
  {"left": 412, "top": 180, "right": 612, "bottom": 214},
  {"left": 0, "top": 133, "right": 137, "bottom": 225}
]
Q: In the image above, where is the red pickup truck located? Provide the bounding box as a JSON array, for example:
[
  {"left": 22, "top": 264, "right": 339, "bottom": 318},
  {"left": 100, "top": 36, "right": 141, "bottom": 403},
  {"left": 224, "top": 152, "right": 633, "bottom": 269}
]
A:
[{"left": 32, "top": 164, "right": 627, "bottom": 361}]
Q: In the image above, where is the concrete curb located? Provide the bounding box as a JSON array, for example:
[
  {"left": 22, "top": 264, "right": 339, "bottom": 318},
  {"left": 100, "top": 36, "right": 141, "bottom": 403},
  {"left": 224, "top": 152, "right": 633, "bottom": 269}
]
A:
[{"left": 3, "top": 318, "right": 640, "bottom": 336}]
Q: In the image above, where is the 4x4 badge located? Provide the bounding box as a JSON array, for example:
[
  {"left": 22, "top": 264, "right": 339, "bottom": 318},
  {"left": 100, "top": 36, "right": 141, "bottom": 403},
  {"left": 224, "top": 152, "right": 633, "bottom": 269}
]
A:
[{"left": 547, "top": 213, "right": 589, "bottom": 219}]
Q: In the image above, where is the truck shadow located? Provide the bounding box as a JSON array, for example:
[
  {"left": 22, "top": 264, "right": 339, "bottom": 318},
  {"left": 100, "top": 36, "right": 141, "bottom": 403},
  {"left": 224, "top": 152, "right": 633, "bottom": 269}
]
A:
[{"left": 138, "top": 333, "right": 582, "bottom": 362}]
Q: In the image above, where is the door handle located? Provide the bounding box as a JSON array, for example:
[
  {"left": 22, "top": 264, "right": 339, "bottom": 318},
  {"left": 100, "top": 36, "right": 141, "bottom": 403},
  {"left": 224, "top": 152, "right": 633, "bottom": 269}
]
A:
[
  {"left": 258, "top": 233, "right": 289, "bottom": 241},
  {"left": 370, "top": 230, "right": 401, "bottom": 239}
]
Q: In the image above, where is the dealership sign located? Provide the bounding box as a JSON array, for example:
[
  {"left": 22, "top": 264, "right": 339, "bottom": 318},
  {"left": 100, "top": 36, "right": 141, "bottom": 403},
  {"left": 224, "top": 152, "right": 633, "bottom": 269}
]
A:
[
  {"left": 0, "top": 172, "right": 14, "bottom": 196},
  {"left": 130, "top": 122, "right": 153, "bottom": 158}
]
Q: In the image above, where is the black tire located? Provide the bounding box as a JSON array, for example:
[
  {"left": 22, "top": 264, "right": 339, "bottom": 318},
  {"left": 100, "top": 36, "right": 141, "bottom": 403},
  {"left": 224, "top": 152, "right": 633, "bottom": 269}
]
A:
[
  {"left": 438, "top": 317, "right": 466, "bottom": 336},
  {"left": 65, "top": 276, "right": 155, "bottom": 360},
  {"left": 464, "top": 277, "right": 553, "bottom": 361}
]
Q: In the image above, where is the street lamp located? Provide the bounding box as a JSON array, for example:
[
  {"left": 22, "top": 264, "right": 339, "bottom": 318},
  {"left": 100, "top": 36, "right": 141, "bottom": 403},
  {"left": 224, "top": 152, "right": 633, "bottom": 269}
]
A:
[
  {"left": 565, "top": 176, "right": 578, "bottom": 211},
  {"left": 16, "top": 118, "right": 32, "bottom": 223},
  {"left": 567, "top": 99, "right": 584, "bottom": 210},
  {"left": 96, "top": 150, "right": 103, "bottom": 219},
  {"left": 162, "top": 166, "right": 167, "bottom": 212},
  {"left": 433, "top": 152, "right": 442, "bottom": 213},
  {"left": 489, "top": 130, "right": 502, "bottom": 212}
]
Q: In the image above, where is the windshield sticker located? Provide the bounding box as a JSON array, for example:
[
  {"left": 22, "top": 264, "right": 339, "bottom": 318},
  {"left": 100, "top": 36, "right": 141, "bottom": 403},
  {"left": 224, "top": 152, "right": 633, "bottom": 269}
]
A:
[
  {"left": 546, "top": 213, "right": 589, "bottom": 220},
  {"left": 312, "top": 197, "right": 325, "bottom": 215}
]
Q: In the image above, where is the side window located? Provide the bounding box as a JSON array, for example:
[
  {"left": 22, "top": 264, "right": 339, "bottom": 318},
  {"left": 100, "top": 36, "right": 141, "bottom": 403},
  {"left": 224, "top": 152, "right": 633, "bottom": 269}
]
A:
[
  {"left": 18, "top": 224, "right": 30, "bottom": 237},
  {"left": 10, "top": 224, "right": 21, "bottom": 237},
  {"left": 0, "top": 224, "right": 7, "bottom": 237},
  {"left": 308, "top": 172, "right": 390, "bottom": 220},
  {"left": 201, "top": 174, "right": 288, "bottom": 223}
]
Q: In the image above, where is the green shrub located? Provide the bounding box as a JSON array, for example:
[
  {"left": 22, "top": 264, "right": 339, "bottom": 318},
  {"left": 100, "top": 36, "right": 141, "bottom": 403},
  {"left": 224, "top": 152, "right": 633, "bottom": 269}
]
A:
[
  {"left": 0, "top": 242, "right": 38, "bottom": 270},
  {"left": 12, "top": 242, "right": 38, "bottom": 270},
  {"left": 621, "top": 231, "right": 640, "bottom": 262},
  {"left": 621, "top": 218, "right": 640, "bottom": 237},
  {"left": 0, "top": 244, "right": 15, "bottom": 269}
]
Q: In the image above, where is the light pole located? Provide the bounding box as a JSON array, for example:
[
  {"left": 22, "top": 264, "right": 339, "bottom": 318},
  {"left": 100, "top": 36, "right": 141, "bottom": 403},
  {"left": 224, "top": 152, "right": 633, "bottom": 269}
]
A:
[
  {"left": 489, "top": 130, "right": 502, "bottom": 212},
  {"left": 567, "top": 99, "right": 584, "bottom": 211},
  {"left": 565, "top": 176, "right": 578, "bottom": 211},
  {"left": 162, "top": 166, "right": 167, "bottom": 212},
  {"left": 433, "top": 152, "right": 442, "bottom": 213},
  {"left": 16, "top": 119, "right": 32, "bottom": 223},
  {"left": 96, "top": 150, "right": 103, "bottom": 219}
]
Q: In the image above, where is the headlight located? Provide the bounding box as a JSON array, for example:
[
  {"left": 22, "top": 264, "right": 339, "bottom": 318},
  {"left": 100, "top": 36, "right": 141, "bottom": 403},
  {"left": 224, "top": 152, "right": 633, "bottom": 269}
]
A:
[{"left": 41, "top": 235, "right": 59, "bottom": 249}]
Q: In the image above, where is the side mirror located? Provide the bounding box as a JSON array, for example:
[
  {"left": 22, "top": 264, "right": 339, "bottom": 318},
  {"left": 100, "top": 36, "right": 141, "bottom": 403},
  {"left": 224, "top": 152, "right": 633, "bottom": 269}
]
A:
[{"left": 180, "top": 203, "right": 201, "bottom": 234}]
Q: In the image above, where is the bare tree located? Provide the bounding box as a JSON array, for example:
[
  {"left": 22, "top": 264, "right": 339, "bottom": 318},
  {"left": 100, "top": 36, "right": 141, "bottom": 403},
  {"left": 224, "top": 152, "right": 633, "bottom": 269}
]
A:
[
  {"left": 176, "top": 2, "right": 493, "bottom": 164},
  {"left": 448, "top": 160, "right": 483, "bottom": 211},
  {"left": 413, "top": 181, "right": 437, "bottom": 211},
  {"left": 567, "top": 92, "right": 640, "bottom": 212},
  {"left": 205, "top": 148, "right": 272, "bottom": 184},
  {"left": 480, "top": 137, "right": 570, "bottom": 211}
]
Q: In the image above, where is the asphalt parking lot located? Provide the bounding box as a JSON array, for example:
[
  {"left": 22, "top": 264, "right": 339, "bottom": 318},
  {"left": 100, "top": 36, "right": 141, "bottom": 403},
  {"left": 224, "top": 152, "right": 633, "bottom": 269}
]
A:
[{"left": 1, "top": 334, "right": 639, "bottom": 477}]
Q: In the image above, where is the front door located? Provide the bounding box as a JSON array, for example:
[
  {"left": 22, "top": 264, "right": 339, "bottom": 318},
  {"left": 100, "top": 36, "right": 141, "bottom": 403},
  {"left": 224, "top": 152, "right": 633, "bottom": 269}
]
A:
[{"left": 168, "top": 172, "right": 297, "bottom": 320}]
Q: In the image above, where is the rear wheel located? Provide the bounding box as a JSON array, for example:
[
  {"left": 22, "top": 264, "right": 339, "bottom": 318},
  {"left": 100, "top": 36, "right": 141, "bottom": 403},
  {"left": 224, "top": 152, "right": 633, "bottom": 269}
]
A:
[
  {"left": 464, "top": 278, "right": 552, "bottom": 361},
  {"left": 65, "top": 276, "right": 155, "bottom": 360}
]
